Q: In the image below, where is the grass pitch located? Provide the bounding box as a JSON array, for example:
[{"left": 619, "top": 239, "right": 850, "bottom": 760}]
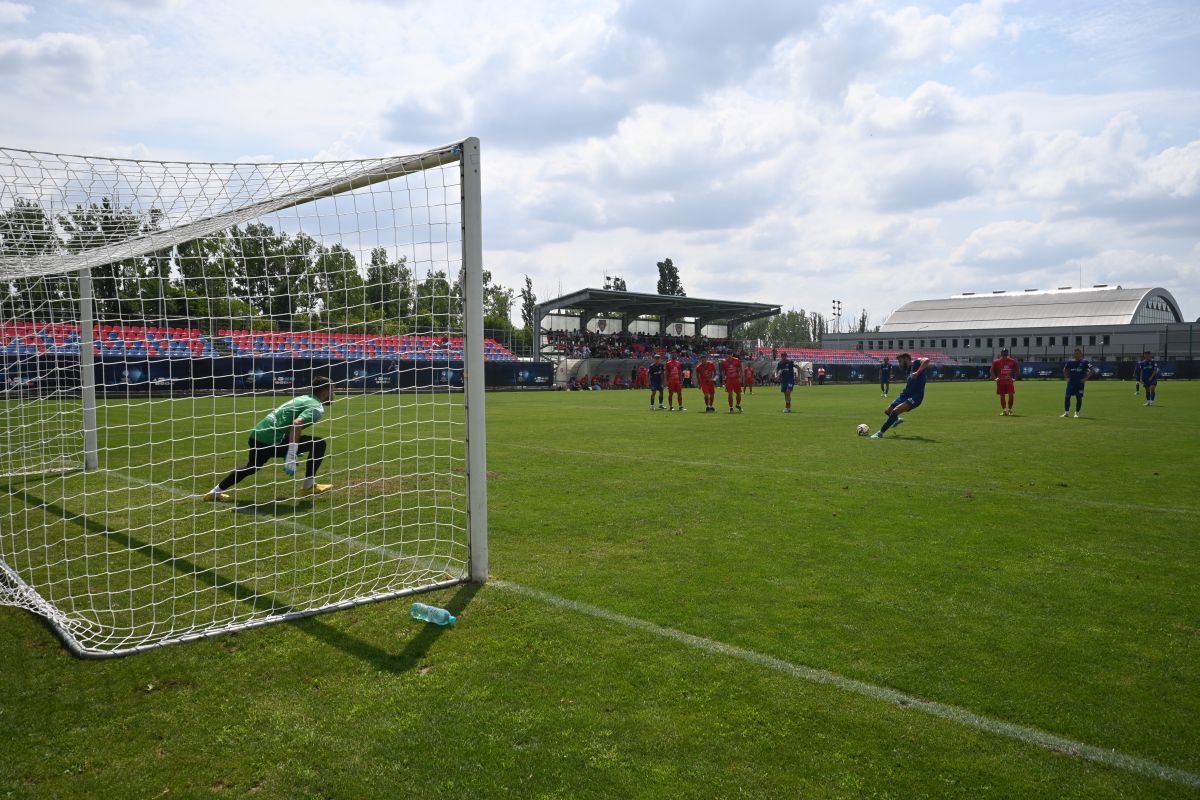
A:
[{"left": 2, "top": 379, "right": 1198, "bottom": 798}]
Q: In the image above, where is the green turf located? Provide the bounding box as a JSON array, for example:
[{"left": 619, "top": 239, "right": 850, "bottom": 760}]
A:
[{"left": 2, "top": 379, "right": 1197, "bottom": 798}]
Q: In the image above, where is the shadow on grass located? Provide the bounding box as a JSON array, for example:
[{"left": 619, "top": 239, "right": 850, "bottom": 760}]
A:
[
  {"left": 231, "top": 498, "right": 314, "bottom": 515},
  {"left": 293, "top": 581, "right": 480, "bottom": 674},
  {"left": 896, "top": 435, "right": 939, "bottom": 443},
  {"left": 6, "top": 487, "right": 478, "bottom": 669}
]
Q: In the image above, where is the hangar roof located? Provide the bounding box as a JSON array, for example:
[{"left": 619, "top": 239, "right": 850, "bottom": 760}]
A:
[{"left": 879, "top": 286, "right": 1183, "bottom": 331}]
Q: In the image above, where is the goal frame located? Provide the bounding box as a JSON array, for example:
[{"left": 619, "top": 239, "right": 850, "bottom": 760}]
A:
[{"left": 0, "top": 137, "right": 488, "bottom": 658}]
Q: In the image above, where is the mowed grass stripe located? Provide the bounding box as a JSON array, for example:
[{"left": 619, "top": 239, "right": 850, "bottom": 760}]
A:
[
  {"left": 106, "top": 471, "right": 1200, "bottom": 787},
  {"left": 495, "top": 440, "right": 1198, "bottom": 516},
  {"left": 494, "top": 579, "right": 1200, "bottom": 789}
]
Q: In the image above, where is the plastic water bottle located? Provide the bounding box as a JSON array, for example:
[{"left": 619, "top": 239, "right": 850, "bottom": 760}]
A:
[{"left": 411, "top": 602, "right": 456, "bottom": 626}]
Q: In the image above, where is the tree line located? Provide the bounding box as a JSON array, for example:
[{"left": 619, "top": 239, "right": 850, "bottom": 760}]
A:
[{"left": 0, "top": 197, "right": 526, "bottom": 341}]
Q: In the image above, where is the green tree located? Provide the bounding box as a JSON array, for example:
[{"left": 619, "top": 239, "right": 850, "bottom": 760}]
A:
[
  {"left": 315, "top": 244, "right": 365, "bottom": 325},
  {"left": 656, "top": 257, "right": 685, "bottom": 296},
  {"left": 172, "top": 233, "right": 257, "bottom": 331},
  {"left": 0, "top": 199, "right": 69, "bottom": 321},
  {"left": 57, "top": 198, "right": 153, "bottom": 320},
  {"left": 413, "top": 269, "right": 455, "bottom": 333},
  {"left": 520, "top": 274, "right": 537, "bottom": 331},
  {"left": 365, "top": 246, "right": 412, "bottom": 326},
  {"left": 741, "top": 309, "right": 814, "bottom": 347}
]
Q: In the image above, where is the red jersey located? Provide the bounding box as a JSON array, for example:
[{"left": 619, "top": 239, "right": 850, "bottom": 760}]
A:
[
  {"left": 992, "top": 356, "right": 1018, "bottom": 382},
  {"left": 696, "top": 361, "right": 716, "bottom": 386},
  {"left": 665, "top": 359, "right": 683, "bottom": 385},
  {"left": 722, "top": 356, "right": 742, "bottom": 385},
  {"left": 743, "top": 366, "right": 754, "bottom": 384}
]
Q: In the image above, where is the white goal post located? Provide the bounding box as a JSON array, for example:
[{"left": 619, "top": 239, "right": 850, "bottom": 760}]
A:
[{"left": 0, "top": 139, "right": 487, "bottom": 657}]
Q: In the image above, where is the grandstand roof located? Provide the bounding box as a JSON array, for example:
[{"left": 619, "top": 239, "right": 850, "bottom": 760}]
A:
[
  {"left": 879, "top": 286, "right": 1183, "bottom": 332},
  {"left": 536, "top": 288, "right": 780, "bottom": 326}
]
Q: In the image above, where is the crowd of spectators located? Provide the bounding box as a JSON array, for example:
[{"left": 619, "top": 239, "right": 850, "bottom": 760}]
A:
[{"left": 544, "top": 329, "right": 739, "bottom": 360}]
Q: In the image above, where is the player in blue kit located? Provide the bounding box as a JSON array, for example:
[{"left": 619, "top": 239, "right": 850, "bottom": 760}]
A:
[
  {"left": 879, "top": 357, "right": 891, "bottom": 397},
  {"left": 1061, "top": 348, "right": 1094, "bottom": 418},
  {"left": 870, "top": 353, "right": 929, "bottom": 438},
  {"left": 1136, "top": 350, "right": 1159, "bottom": 406},
  {"left": 775, "top": 352, "right": 798, "bottom": 413},
  {"left": 647, "top": 353, "right": 665, "bottom": 410}
]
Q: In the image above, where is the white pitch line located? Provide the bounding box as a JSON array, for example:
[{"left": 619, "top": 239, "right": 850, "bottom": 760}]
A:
[
  {"left": 83, "top": 472, "right": 1200, "bottom": 788},
  {"left": 493, "top": 579, "right": 1200, "bottom": 790}
]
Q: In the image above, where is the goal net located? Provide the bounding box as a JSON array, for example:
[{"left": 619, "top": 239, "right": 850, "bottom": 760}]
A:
[{"left": 0, "top": 140, "right": 488, "bottom": 657}]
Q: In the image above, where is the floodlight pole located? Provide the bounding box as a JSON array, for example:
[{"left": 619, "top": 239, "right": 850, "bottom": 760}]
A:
[
  {"left": 460, "top": 137, "right": 488, "bottom": 584},
  {"left": 78, "top": 268, "right": 99, "bottom": 471}
]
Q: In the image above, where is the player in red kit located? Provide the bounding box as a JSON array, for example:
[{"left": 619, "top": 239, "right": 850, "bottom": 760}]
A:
[
  {"left": 990, "top": 347, "right": 1020, "bottom": 415},
  {"left": 665, "top": 352, "right": 685, "bottom": 411},
  {"left": 696, "top": 354, "right": 717, "bottom": 412},
  {"left": 722, "top": 352, "right": 743, "bottom": 413},
  {"left": 742, "top": 363, "right": 754, "bottom": 394}
]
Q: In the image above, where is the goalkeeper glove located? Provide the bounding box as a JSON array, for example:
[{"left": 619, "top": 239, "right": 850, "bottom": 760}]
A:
[{"left": 284, "top": 444, "right": 298, "bottom": 476}]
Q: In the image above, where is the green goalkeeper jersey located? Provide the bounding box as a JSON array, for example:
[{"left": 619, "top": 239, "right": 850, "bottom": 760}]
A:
[{"left": 252, "top": 395, "right": 326, "bottom": 445}]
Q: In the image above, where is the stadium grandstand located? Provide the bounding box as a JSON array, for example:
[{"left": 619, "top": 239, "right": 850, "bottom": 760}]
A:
[
  {"left": 0, "top": 322, "right": 517, "bottom": 361},
  {"left": 822, "top": 286, "right": 1193, "bottom": 367},
  {"left": 534, "top": 288, "right": 780, "bottom": 385}
]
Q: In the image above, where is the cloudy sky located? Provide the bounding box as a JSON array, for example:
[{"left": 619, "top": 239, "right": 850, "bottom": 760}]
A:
[{"left": 1, "top": 0, "right": 1197, "bottom": 326}]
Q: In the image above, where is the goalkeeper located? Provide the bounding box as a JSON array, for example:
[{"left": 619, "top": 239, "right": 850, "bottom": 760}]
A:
[{"left": 206, "top": 377, "right": 335, "bottom": 502}]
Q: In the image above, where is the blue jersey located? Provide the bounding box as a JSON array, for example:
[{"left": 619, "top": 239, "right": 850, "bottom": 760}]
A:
[
  {"left": 777, "top": 359, "right": 796, "bottom": 383},
  {"left": 1064, "top": 359, "right": 1091, "bottom": 385},
  {"left": 1136, "top": 359, "right": 1158, "bottom": 383},
  {"left": 902, "top": 359, "right": 929, "bottom": 398},
  {"left": 880, "top": 363, "right": 891, "bottom": 380},
  {"left": 648, "top": 362, "right": 664, "bottom": 386}
]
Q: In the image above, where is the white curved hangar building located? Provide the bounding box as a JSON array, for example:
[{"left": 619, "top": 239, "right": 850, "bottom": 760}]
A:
[{"left": 823, "top": 285, "right": 1192, "bottom": 365}]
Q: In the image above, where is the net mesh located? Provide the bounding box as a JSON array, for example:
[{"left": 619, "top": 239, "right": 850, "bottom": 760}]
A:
[{"left": 0, "top": 143, "right": 479, "bottom": 656}]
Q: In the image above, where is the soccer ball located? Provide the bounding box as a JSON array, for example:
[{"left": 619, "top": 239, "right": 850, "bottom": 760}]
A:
[{"left": 856, "top": 423, "right": 870, "bottom": 436}]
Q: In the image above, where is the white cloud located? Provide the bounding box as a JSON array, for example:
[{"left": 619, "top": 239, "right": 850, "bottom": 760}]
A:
[
  {"left": 0, "top": 2, "right": 31, "bottom": 24},
  {"left": 0, "top": 0, "right": 1196, "bottom": 323},
  {"left": 0, "top": 32, "right": 108, "bottom": 93},
  {"left": 845, "top": 81, "right": 976, "bottom": 136}
]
